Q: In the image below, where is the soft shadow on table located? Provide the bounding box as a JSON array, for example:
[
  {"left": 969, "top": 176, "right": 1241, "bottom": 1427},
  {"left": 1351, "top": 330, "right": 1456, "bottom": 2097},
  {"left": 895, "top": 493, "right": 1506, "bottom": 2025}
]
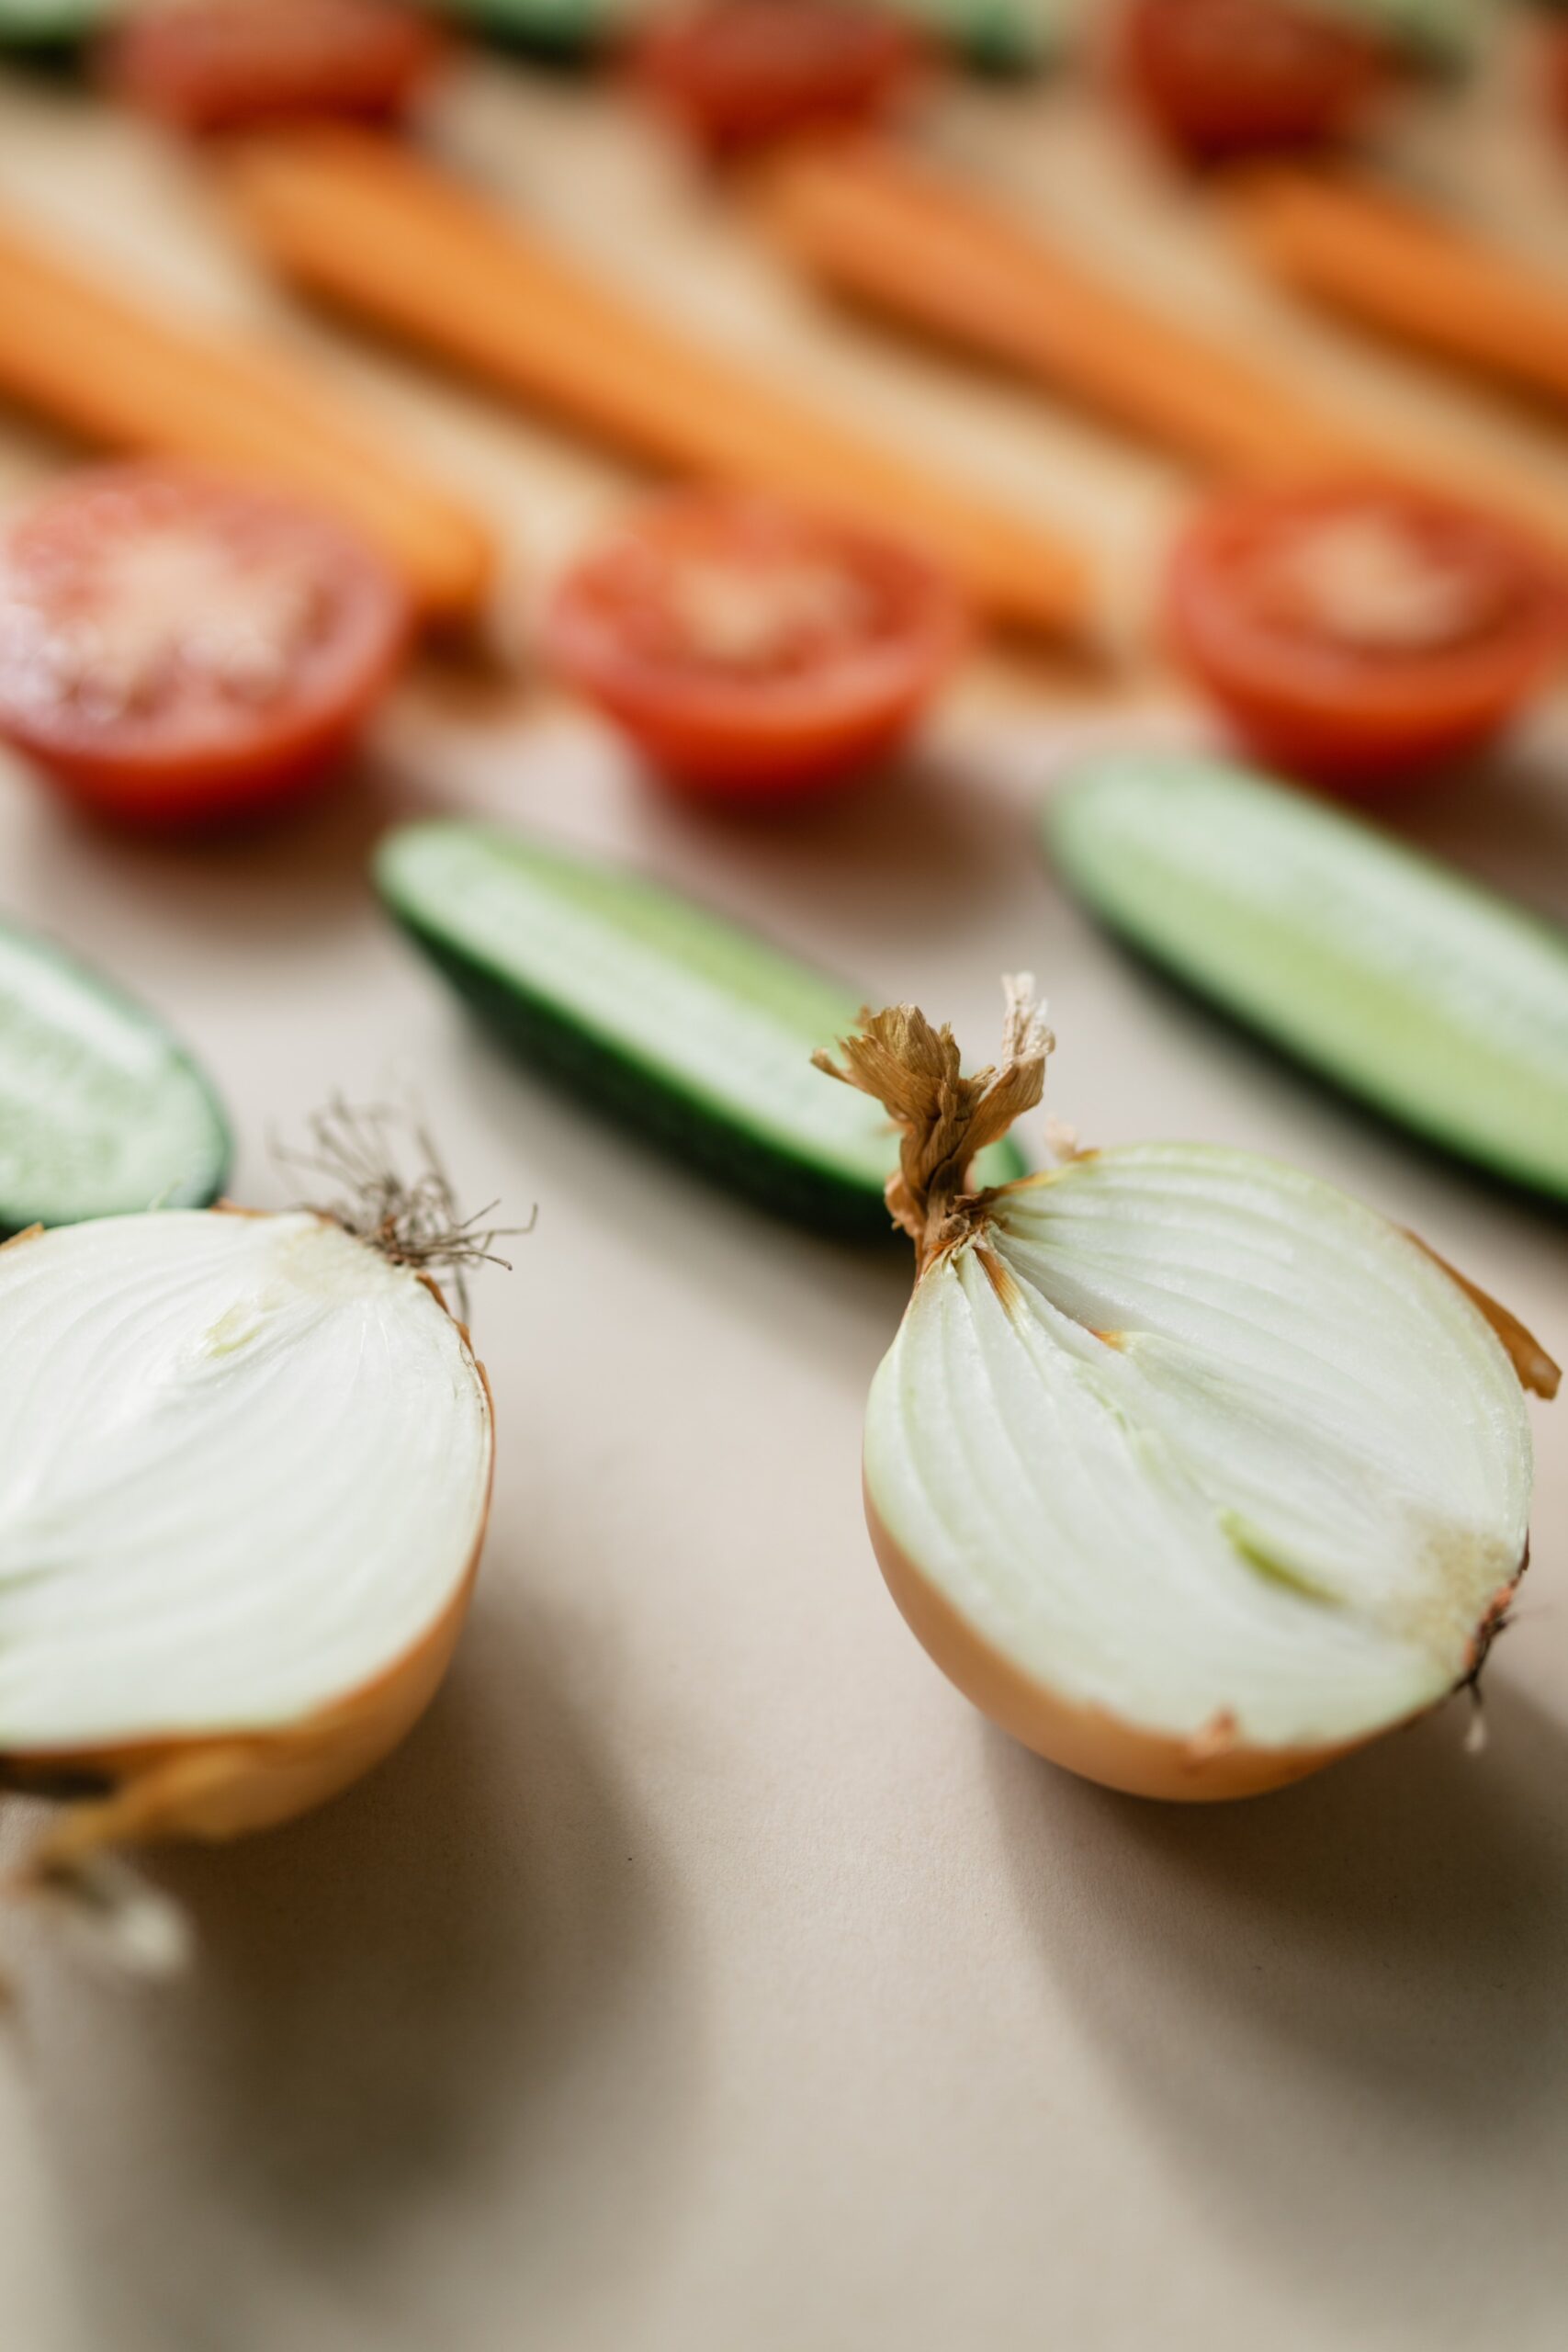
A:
[
  {"left": 621, "top": 737, "right": 1043, "bottom": 967},
  {"left": 990, "top": 1681, "right": 1568, "bottom": 2341},
  {"left": 1374, "top": 735, "right": 1568, "bottom": 928},
  {"left": 448, "top": 1019, "right": 915, "bottom": 1374},
  {"left": 9, "top": 1593, "right": 701, "bottom": 2346},
  {"left": 379, "top": 695, "right": 1048, "bottom": 980},
  {"left": 6, "top": 758, "right": 400, "bottom": 954}
]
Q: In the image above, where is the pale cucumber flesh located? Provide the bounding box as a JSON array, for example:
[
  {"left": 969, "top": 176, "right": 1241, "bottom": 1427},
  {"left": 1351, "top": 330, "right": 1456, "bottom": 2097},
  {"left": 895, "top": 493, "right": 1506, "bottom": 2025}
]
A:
[
  {"left": 377, "top": 821, "right": 1025, "bottom": 1236},
  {"left": 0, "top": 920, "right": 230, "bottom": 1235},
  {"left": 1044, "top": 753, "right": 1568, "bottom": 1203}
]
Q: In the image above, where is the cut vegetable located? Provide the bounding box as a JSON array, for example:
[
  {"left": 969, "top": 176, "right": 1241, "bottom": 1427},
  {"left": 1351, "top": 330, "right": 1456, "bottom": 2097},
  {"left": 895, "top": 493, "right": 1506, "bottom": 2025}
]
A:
[
  {"left": 1122, "top": 0, "right": 1385, "bottom": 160},
  {"left": 0, "top": 0, "right": 112, "bottom": 51},
  {"left": 825, "top": 981, "right": 1553, "bottom": 1801},
  {"left": 0, "top": 206, "right": 494, "bottom": 626},
  {"left": 0, "top": 1190, "right": 494, "bottom": 1891},
  {"left": 882, "top": 0, "right": 1074, "bottom": 75},
  {"left": 1045, "top": 752, "right": 1568, "bottom": 1201},
  {"left": 376, "top": 820, "right": 1026, "bottom": 1232},
  {"left": 545, "top": 491, "right": 965, "bottom": 798},
  {"left": 0, "top": 918, "right": 230, "bottom": 1235},
  {"left": 634, "top": 0, "right": 926, "bottom": 155},
  {"left": 0, "top": 464, "right": 411, "bottom": 827},
  {"left": 759, "top": 140, "right": 1568, "bottom": 549},
  {"left": 1227, "top": 165, "right": 1568, "bottom": 415},
  {"left": 100, "top": 0, "right": 446, "bottom": 136},
  {"left": 1164, "top": 479, "right": 1567, "bottom": 786},
  {"left": 758, "top": 138, "right": 1376, "bottom": 481},
  {"left": 221, "top": 128, "right": 1095, "bottom": 643},
  {"left": 434, "top": 0, "right": 636, "bottom": 54}
]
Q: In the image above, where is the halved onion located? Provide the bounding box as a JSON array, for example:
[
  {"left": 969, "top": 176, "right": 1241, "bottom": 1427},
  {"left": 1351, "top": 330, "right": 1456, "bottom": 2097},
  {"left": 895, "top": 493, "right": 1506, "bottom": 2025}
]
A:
[
  {"left": 819, "top": 983, "right": 1557, "bottom": 1801},
  {"left": 0, "top": 1204, "right": 493, "bottom": 1894}
]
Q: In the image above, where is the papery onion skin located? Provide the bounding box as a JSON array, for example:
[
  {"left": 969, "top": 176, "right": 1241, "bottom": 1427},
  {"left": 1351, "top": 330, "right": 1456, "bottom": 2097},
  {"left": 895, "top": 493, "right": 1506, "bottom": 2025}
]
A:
[
  {"left": 865, "top": 1478, "right": 1517, "bottom": 1803},
  {"left": 0, "top": 1215, "right": 493, "bottom": 1877}
]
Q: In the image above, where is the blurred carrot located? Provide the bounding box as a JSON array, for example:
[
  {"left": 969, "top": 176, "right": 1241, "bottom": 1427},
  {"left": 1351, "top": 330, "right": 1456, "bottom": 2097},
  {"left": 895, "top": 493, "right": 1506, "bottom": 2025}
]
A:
[
  {"left": 757, "top": 138, "right": 1377, "bottom": 481},
  {"left": 1227, "top": 166, "right": 1568, "bottom": 413},
  {"left": 0, "top": 210, "right": 493, "bottom": 625},
  {"left": 221, "top": 127, "right": 1097, "bottom": 644}
]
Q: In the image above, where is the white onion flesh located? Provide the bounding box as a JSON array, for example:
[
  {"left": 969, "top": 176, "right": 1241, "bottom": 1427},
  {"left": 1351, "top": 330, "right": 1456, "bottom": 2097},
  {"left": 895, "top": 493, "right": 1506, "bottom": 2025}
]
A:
[
  {"left": 865, "top": 1147, "right": 1533, "bottom": 1754},
  {"left": 0, "top": 1211, "right": 491, "bottom": 1751}
]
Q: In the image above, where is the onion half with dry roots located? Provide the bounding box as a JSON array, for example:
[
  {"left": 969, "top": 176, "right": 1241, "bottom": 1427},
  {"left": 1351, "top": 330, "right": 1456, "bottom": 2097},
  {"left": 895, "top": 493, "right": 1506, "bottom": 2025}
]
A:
[
  {"left": 0, "top": 1129, "right": 500, "bottom": 1940},
  {"left": 818, "top": 983, "right": 1559, "bottom": 1801}
]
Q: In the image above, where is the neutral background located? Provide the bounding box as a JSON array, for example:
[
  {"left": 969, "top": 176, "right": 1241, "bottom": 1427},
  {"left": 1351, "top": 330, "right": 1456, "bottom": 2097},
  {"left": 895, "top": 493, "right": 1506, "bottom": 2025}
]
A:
[{"left": 2, "top": 24, "right": 1567, "bottom": 2352}]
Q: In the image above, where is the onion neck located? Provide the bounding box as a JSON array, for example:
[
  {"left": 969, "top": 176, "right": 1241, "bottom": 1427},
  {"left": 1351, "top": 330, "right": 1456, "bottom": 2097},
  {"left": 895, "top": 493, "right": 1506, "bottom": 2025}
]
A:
[{"left": 814, "top": 976, "right": 1054, "bottom": 1272}]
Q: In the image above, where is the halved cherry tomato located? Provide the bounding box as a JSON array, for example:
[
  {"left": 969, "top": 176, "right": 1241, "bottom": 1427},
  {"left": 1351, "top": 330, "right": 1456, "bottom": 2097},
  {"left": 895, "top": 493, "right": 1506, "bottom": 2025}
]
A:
[
  {"left": 1166, "top": 481, "right": 1568, "bottom": 788},
  {"left": 100, "top": 0, "right": 443, "bottom": 136},
  {"left": 1122, "top": 0, "right": 1383, "bottom": 160},
  {"left": 545, "top": 492, "right": 966, "bottom": 799},
  {"left": 633, "top": 0, "right": 925, "bottom": 157},
  {"left": 0, "top": 465, "right": 411, "bottom": 826}
]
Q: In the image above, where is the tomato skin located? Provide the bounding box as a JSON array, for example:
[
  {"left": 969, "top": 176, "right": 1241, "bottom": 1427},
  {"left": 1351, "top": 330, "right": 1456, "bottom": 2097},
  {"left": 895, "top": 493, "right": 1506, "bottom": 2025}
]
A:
[
  {"left": 0, "top": 465, "right": 411, "bottom": 829},
  {"left": 1166, "top": 482, "right": 1568, "bottom": 790},
  {"left": 545, "top": 493, "right": 966, "bottom": 801},
  {"left": 100, "top": 0, "right": 443, "bottom": 137},
  {"left": 633, "top": 0, "right": 925, "bottom": 156},
  {"left": 1122, "top": 0, "right": 1383, "bottom": 160}
]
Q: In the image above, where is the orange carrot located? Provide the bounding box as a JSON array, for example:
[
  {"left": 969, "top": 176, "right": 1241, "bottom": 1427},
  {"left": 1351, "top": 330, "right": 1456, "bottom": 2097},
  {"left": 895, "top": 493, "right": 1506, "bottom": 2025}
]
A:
[
  {"left": 757, "top": 139, "right": 1377, "bottom": 482},
  {"left": 0, "top": 210, "right": 494, "bottom": 625},
  {"left": 1227, "top": 166, "right": 1568, "bottom": 413},
  {"left": 220, "top": 127, "right": 1096, "bottom": 643}
]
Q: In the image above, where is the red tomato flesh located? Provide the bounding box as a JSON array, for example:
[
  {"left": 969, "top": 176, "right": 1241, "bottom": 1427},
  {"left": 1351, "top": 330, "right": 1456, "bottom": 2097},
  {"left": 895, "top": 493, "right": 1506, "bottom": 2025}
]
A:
[
  {"left": 634, "top": 0, "right": 925, "bottom": 156},
  {"left": 1122, "top": 0, "right": 1383, "bottom": 160},
  {"left": 546, "top": 493, "right": 966, "bottom": 799},
  {"left": 1167, "top": 481, "right": 1568, "bottom": 787},
  {"left": 101, "top": 0, "right": 443, "bottom": 136},
  {"left": 0, "top": 466, "right": 411, "bottom": 826}
]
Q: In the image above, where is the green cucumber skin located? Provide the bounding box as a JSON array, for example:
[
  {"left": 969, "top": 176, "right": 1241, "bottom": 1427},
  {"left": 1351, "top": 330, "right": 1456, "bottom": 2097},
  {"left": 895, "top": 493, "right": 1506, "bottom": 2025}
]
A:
[
  {"left": 0, "top": 1, "right": 113, "bottom": 52},
  {"left": 0, "top": 922, "right": 231, "bottom": 1237},
  {"left": 378, "top": 827, "right": 1024, "bottom": 1240},
  {"left": 1044, "top": 755, "right": 1568, "bottom": 1205},
  {"left": 433, "top": 0, "right": 626, "bottom": 59},
  {"left": 390, "top": 913, "right": 907, "bottom": 1236},
  {"left": 884, "top": 1, "right": 1070, "bottom": 75}
]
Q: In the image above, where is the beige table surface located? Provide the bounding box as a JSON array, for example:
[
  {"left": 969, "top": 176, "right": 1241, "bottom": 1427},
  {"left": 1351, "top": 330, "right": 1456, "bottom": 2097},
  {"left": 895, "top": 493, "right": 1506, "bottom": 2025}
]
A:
[{"left": 3, "top": 28, "right": 1568, "bottom": 2352}]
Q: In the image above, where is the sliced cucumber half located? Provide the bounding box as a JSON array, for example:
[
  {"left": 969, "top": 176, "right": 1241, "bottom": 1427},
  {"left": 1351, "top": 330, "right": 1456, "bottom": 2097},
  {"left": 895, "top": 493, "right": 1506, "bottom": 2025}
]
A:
[
  {"left": 0, "top": 920, "right": 230, "bottom": 1235},
  {"left": 0, "top": 0, "right": 116, "bottom": 51},
  {"left": 432, "top": 0, "right": 636, "bottom": 57},
  {"left": 885, "top": 0, "right": 1076, "bottom": 74},
  {"left": 1044, "top": 752, "right": 1568, "bottom": 1203},
  {"left": 377, "top": 820, "right": 1027, "bottom": 1235}
]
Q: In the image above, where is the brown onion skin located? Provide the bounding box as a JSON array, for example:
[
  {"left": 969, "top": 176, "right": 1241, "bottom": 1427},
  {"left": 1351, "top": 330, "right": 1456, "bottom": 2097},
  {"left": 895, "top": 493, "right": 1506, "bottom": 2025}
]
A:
[
  {"left": 864, "top": 1478, "right": 1519, "bottom": 1803},
  {"left": 0, "top": 1225, "right": 493, "bottom": 1873}
]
